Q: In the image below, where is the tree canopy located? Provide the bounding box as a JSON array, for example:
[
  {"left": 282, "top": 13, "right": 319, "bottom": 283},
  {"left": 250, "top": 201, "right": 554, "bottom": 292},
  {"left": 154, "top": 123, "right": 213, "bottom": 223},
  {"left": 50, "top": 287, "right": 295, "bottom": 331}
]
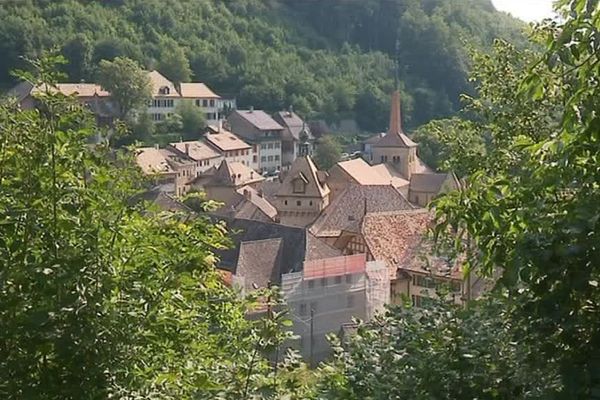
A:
[{"left": 0, "top": 0, "right": 526, "bottom": 130}]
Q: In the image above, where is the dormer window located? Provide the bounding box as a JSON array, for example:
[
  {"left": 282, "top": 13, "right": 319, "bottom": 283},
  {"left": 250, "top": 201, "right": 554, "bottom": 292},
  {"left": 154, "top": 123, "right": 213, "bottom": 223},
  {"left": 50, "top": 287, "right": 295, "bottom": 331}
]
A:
[
  {"left": 293, "top": 178, "right": 306, "bottom": 193},
  {"left": 159, "top": 86, "right": 170, "bottom": 95}
]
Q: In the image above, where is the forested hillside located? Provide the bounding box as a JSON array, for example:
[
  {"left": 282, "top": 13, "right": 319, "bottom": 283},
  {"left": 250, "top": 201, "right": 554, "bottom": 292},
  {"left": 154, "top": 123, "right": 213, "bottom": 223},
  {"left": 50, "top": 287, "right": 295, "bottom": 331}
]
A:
[{"left": 0, "top": 0, "right": 526, "bottom": 130}]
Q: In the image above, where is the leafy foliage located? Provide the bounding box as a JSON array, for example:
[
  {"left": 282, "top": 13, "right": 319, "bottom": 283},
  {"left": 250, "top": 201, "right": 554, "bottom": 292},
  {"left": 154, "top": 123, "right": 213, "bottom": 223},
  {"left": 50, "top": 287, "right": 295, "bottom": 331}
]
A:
[
  {"left": 0, "top": 0, "right": 526, "bottom": 129},
  {"left": 314, "top": 135, "right": 342, "bottom": 170},
  {"left": 433, "top": 0, "right": 600, "bottom": 397},
  {"left": 319, "top": 297, "right": 560, "bottom": 399},
  {"left": 0, "top": 54, "right": 307, "bottom": 400},
  {"left": 97, "top": 56, "right": 151, "bottom": 118}
]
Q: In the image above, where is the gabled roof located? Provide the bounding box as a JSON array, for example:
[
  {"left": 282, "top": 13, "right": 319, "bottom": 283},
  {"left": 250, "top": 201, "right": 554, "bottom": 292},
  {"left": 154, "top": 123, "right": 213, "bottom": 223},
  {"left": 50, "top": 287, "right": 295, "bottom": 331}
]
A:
[
  {"left": 205, "top": 126, "right": 252, "bottom": 151},
  {"left": 334, "top": 158, "right": 390, "bottom": 185},
  {"left": 8, "top": 81, "right": 110, "bottom": 101},
  {"left": 148, "top": 70, "right": 180, "bottom": 97},
  {"left": 310, "top": 184, "right": 415, "bottom": 237},
  {"left": 169, "top": 141, "right": 221, "bottom": 161},
  {"left": 236, "top": 238, "right": 283, "bottom": 290},
  {"left": 362, "top": 210, "right": 461, "bottom": 279},
  {"left": 370, "top": 163, "right": 410, "bottom": 188},
  {"left": 409, "top": 172, "right": 459, "bottom": 194},
  {"left": 273, "top": 111, "right": 314, "bottom": 141},
  {"left": 233, "top": 110, "right": 284, "bottom": 131},
  {"left": 208, "top": 159, "right": 264, "bottom": 187},
  {"left": 215, "top": 217, "right": 342, "bottom": 282},
  {"left": 135, "top": 147, "right": 178, "bottom": 175},
  {"left": 235, "top": 185, "right": 278, "bottom": 220},
  {"left": 363, "top": 132, "right": 386, "bottom": 145},
  {"left": 277, "top": 156, "right": 329, "bottom": 198},
  {"left": 179, "top": 82, "right": 220, "bottom": 98}
]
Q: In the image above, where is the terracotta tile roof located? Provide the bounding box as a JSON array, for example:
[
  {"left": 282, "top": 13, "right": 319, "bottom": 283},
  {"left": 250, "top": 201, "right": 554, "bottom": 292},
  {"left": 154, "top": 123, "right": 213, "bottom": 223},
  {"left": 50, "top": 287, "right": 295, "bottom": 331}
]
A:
[
  {"left": 335, "top": 158, "right": 391, "bottom": 185},
  {"left": 306, "top": 232, "right": 343, "bottom": 261},
  {"left": 147, "top": 70, "right": 180, "bottom": 97},
  {"left": 135, "top": 147, "right": 176, "bottom": 175},
  {"left": 233, "top": 110, "right": 284, "bottom": 131},
  {"left": 277, "top": 156, "right": 330, "bottom": 198},
  {"left": 205, "top": 127, "right": 252, "bottom": 151},
  {"left": 179, "top": 82, "right": 220, "bottom": 98},
  {"left": 370, "top": 163, "right": 410, "bottom": 188},
  {"left": 310, "top": 184, "right": 415, "bottom": 237},
  {"left": 362, "top": 210, "right": 461, "bottom": 279},
  {"left": 236, "top": 238, "right": 283, "bottom": 290},
  {"left": 169, "top": 141, "right": 221, "bottom": 161},
  {"left": 208, "top": 159, "right": 264, "bottom": 187},
  {"left": 409, "top": 172, "right": 458, "bottom": 193},
  {"left": 130, "top": 189, "right": 192, "bottom": 213},
  {"left": 8, "top": 82, "right": 110, "bottom": 101}
]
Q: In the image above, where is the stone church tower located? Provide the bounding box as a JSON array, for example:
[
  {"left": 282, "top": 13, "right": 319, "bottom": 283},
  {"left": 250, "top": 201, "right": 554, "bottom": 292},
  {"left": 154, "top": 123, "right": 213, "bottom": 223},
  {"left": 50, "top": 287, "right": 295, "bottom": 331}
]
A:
[
  {"left": 371, "top": 90, "right": 418, "bottom": 179},
  {"left": 275, "top": 156, "right": 330, "bottom": 227}
]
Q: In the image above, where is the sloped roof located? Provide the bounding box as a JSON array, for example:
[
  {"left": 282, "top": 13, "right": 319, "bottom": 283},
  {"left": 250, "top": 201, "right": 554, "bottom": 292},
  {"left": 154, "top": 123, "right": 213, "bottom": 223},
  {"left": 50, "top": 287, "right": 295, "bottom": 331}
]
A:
[
  {"left": 273, "top": 111, "right": 314, "bottom": 141},
  {"left": 362, "top": 210, "right": 461, "bottom": 279},
  {"left": 236, "top": 186, "right": 278, "bottom": 220},
  {"left": 409, "top": 172, "right": 459, "bottom": 193},
  {"left": 371, "top": 163, "right": 410, "bottom": 188},
  {"left": 205, "top": 127, "right": 251, "bottom": 151},
  {"left": 334, "top": 158, "right": 390, "bottom": 185},
  {"left": 310, "top": 184, "right": 415, "bottom": 237},
  {"left": 148, "top": 70, "right": 179, "bottom": 97},
  {"left": 135, "top": 147, "right": 177, "bottom": 175},
  {"left": 373, "top": 131, "right": 417, "bottom": 148},
  {"left": 8, "top": 81, "right": 110, "bottom": 101},
  {"left": 233, "top": 110, "right": 284, "bottom": 131},
  {"left": 363, "top": 132, "right": 386, "bottom": 145},
  {"left": 236, "top": 238, "right": 283, "bottom": 290},
  {"left": 277, "top": 156, "right": 329, "bottom": 198},
  {"left": 179, "top": 82, "right": 220, "bottom": 98},
  {"left": 170, "top": 141, "right": 221, "bottom": 161},
  {"left": 208, "top": 159, "right": 264, "bottom": 187},
  {"left": 215, "top": 217, "right": 342, "bottom": 283}
]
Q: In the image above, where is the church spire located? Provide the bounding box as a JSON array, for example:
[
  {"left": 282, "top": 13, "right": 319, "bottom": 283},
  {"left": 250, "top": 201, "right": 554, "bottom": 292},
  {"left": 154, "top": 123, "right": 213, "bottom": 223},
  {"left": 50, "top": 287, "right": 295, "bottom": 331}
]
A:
[{"left": 388, "top": 89, "right": 402, "bottom": 135}]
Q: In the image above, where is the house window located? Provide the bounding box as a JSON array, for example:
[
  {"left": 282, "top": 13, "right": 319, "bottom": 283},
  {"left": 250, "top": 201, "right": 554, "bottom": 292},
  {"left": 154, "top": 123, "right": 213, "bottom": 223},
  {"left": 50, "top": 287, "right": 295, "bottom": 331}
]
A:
[
  {"left": 415, "top": 195, "right": 420, "bottom": 204},
  {"left": 209, "top": 99, "right": 215, "bottom": 107},
  {"left": 159, "top": 86, "right": 170, "bottom": 95},
  {"left": 347, "top": 294, "right": 355, "bottom": 308},
  {"left": 299, "top": 303, "right": 307, "bottom": 316},
  {"left": 261, "top": 156, "right": 266, "bottom": 162},
  {"left": 309, "top": 200, "right": 313, "bottom": 206},
  {"left": 253, "top": 155, "right": 257, "bottom": 163},
  {"left": 381, "top": 155, "right": 388, "bottom": 162},
  {"left": 268, "top": 155, "right": 273, "bottom": 162},
  {"left": 274, "top": 155, "right": 280, "bottom": 161},
  {"left": 284, "top": 200, "right": 288, "bottom": 205},
  {"left": 202, "top": 99, "right": 208, "bottom": 107},
  {"left": 307, "top": 280, "right": 314, "bottom": 289},
  {"left": 334, "top": 276, "right": 342, "bottom": 285},
  {"left": 296, "top": 200, "right": 301, "bottom": 206},
  {"left": 268, "top": 143, "right": 274, "bottom": 149},
  {"left": 320, "top": 277, "right": 327, "bottom": 287},
  {"left": 393, "top": 156, "right": 400, "bottom": 164},
  {"left": 260, "top": 144, "right": 267, "bottom": 150},
  {"left": 195, "top": 99, "right": 201, "bottom": 107},
  {"left": 274, "top": 142, "right": 280, "bottom": 149}
]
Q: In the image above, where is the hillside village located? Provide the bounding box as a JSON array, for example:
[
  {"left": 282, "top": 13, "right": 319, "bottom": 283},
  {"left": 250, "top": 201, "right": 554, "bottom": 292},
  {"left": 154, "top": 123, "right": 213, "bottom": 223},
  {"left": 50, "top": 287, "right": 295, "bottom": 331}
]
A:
[{"left": 10, "top": 69, "right": 478, "bottom": 361}]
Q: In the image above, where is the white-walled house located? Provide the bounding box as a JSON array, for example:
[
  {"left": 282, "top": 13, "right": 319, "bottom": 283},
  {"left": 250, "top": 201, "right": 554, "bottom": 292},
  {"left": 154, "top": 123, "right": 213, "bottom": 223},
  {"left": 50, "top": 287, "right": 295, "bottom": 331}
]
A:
[{"left": 146, "top": 70, "right": 234, "bottom": 126}]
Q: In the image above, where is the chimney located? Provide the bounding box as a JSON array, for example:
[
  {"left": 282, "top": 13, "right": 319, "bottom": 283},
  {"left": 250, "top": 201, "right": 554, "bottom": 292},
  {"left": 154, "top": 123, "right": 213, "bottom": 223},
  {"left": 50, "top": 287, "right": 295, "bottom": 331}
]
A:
[
  {"left": 249, "top": 106, "right": 254, "bottom": 113},
  {"left": 288, "top": 104, "right": 293, "bottom": 117},
  {"left": 154, "top": 143, "right": 159, "bottom": 149},
  {"left": 243, "top": 189, "right": 251, "bottom": 200},
  {"left": 184, "top": 143, "right": 190, "bottom": 155}
]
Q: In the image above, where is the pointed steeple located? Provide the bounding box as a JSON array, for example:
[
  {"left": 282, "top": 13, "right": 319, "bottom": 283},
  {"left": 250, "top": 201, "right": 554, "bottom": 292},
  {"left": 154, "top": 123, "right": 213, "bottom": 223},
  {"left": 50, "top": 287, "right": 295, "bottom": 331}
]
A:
[{"left": 388, "top": 89, "right": 402, "bottom": 135}]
